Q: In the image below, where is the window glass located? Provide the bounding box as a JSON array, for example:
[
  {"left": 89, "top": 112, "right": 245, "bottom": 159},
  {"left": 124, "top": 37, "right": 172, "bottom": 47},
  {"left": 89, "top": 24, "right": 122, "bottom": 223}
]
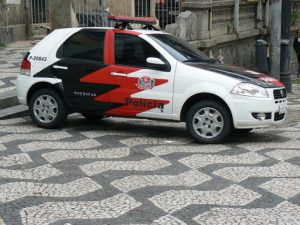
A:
[
  {"left": 149, "top": 34, "right": 215, "bottom": 63},
  {"left": 62, "top": 31, "right": 105, "bottom": 62},
  {"left": 115, "top": 33, "right": 161, "bottom": 68}
]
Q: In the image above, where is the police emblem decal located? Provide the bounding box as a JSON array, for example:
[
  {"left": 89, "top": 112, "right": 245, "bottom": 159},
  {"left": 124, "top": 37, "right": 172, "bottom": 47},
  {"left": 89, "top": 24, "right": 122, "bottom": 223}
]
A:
[{"left": 137, "top": 76, "right": 155, "bottom": 90}]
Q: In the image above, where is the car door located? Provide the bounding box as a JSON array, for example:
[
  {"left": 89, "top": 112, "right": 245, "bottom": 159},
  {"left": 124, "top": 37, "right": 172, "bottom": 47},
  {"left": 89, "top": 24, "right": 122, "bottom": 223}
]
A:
[
  {"left": 105, "top": 31, "right": 175, "bottom": 118},
  {"left": 52, "top": 29, "right": 111, "bottom": 112}
]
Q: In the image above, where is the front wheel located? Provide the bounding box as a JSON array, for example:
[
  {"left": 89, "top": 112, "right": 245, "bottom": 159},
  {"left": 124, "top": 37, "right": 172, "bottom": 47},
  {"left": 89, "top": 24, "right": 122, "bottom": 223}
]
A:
[
  {"left": 186, "top": 100, "right": 232, "bottom": 144},
  {"left": 29, "top": 88, "right": 67, "bottom": 129}
]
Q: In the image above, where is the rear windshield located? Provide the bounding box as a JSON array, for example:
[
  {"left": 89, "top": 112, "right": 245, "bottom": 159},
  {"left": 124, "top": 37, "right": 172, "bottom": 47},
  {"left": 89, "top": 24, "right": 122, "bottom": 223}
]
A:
[{"left": 148, "top": 34, "right": 213, "bottom": 63}]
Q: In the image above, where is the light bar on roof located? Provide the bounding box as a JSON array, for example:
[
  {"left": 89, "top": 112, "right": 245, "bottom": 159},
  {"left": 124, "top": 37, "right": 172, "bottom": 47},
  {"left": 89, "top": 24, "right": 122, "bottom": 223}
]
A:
[{"left": 108, "top": 16, "right": 157, "bottom": 25}]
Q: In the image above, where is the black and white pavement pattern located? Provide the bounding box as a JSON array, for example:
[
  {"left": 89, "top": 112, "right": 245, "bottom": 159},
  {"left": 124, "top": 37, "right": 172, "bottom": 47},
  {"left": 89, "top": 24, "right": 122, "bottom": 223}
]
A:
[
  {"left": 0, "top": 43, "right": 31, "bottom": 95},
  {"left": 0, "top": 43, "right": 300, "bottom": 225}
]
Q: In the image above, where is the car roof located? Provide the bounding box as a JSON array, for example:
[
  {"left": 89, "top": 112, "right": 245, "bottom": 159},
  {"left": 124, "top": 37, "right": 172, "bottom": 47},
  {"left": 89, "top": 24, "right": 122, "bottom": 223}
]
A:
[{"left": 57, "top": 27, "right": 168, "bottom": 35}]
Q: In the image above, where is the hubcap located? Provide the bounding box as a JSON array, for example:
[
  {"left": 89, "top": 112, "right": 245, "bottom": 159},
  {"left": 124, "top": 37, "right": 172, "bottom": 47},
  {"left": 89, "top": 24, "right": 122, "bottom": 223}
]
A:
[
  {"left": 33, "top": 95, "right": 58, "bottom": 123},
  {"left": 192, "top": 107, "right": 224, "bottom": 139}
]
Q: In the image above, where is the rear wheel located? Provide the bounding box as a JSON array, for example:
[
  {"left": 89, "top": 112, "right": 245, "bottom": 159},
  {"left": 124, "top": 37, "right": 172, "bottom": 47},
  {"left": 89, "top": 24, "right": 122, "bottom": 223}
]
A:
[
  {"left": 29, "top": 88, "right": 67, "bottom": 129},
  {"left": 186, "top": 100, "right": 232, "bottom": 144}
]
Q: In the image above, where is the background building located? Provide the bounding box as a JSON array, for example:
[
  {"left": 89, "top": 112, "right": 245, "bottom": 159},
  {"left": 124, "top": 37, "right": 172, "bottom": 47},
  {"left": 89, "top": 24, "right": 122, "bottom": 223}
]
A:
[{"left": 1, "top": 0, "right": 300, "bottom": 75}]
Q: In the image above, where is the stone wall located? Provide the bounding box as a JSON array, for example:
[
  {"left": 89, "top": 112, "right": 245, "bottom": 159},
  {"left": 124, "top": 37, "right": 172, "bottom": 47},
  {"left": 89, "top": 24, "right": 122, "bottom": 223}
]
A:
[
  {"left": 0, "top": 0, "right": 26, "bottom": 44},
  {"left": 166, "top": 0, "right": 300, "bottom": 76}
]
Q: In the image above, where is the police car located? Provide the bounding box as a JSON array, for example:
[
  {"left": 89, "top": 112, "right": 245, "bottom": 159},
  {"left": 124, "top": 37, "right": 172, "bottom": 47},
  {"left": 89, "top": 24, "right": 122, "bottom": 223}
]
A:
[{"left": 16, "top": 16, "right": 287, "bottom": 144}]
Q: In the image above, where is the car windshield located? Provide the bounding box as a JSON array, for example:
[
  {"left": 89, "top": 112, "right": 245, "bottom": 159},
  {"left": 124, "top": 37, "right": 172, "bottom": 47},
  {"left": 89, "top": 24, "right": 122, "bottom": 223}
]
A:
[{"left": 148, "top": 34, "right": 216, "bottom": 63}]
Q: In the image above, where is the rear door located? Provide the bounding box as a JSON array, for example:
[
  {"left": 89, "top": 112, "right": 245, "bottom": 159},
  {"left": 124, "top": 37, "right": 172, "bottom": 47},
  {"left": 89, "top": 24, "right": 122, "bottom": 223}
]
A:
[
  {"left": 53, "top": 29, "right": 111, "bottom": 111},
  {"left": 105, "top": 30, "right": 175, "bottom": 118}
]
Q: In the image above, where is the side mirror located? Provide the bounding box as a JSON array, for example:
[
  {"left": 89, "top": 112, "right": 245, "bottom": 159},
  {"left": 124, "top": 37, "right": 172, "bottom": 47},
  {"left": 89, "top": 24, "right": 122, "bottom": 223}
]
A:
[{"left": 146, "top": 57, "right": 165, "bottom": 66}]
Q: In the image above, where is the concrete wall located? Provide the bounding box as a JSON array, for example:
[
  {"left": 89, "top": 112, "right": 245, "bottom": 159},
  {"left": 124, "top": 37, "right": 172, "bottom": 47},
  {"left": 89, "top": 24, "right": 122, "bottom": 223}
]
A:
[
  {"left": 166, "top": 0, "right": 300, "bottom": 76},
  {"left": 0, "top": 0, "right": 26, "bottom": 44},
  {"left": 206, "top": 38, "right": 257, "bottom": 69}
]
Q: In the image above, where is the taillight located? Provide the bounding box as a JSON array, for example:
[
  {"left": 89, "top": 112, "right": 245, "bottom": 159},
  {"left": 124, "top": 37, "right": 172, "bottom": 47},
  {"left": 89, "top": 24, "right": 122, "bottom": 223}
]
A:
[{"left": 20, "top": 58, "right": 31, "bottom": 76}]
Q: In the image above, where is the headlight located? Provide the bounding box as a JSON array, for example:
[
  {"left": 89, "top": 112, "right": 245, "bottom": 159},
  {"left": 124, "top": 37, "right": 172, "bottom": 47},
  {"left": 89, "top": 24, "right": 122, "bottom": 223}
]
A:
[{"left": 231, "top": 83, "right": 269, "bottom": 98}]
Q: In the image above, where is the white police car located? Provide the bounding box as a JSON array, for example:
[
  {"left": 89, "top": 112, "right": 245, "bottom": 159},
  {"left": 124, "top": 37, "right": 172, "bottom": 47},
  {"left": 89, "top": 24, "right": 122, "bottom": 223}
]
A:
[{"left": 17, "top": 16, "right": 288, "bottom": 144}]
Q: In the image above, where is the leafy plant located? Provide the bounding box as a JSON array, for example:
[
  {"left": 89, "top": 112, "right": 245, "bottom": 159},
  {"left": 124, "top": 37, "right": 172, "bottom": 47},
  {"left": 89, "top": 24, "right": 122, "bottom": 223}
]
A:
[{"left": 0, "top": 42, "right": 5, "bottom": 48}]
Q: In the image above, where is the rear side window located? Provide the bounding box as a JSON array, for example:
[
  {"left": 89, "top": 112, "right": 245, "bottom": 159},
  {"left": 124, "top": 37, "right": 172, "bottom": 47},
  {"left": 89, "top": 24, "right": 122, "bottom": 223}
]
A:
[{"left": 61, "top": 31, "right": 105, "bottom": 62}]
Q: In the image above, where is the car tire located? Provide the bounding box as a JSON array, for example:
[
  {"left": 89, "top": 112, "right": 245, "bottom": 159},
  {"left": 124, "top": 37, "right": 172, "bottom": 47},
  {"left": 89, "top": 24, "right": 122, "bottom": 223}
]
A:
[
  {"left": 81, "top": 112, "right": 104, "bottom": 121},
  {"left": 186, "top": 100, "right": 232, "bottom": 144},
  {"left": 29, "top": 88, "right": 67, "bottom": 129}
]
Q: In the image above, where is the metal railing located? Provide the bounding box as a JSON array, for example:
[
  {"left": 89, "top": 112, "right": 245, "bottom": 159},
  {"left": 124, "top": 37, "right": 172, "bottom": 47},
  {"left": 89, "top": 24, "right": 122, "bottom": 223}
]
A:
[
  {"left": 74, "top": 1, "right": 111, "bottom": 27},
  {"left": 73, "top": 0, "right": 181, "bottom": 29},
  {"left": 155, "top": 0, "right": 181, "bottom": 29},
  {"left": 30, "top": 0, "right": 50, "bottom": 24}
]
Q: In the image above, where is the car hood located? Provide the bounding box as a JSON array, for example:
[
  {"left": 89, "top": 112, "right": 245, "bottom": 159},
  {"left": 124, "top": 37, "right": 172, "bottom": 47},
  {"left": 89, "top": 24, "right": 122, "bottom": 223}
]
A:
[{"left": 187, "top": 63, "right": 284, "bottom": 88}]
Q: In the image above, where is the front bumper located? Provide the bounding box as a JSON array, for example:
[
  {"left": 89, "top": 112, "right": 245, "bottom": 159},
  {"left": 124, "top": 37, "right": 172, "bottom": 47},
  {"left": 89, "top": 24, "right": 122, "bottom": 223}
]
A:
[{"left": 226, "top": 88, "right": 287, "bottom": 129}]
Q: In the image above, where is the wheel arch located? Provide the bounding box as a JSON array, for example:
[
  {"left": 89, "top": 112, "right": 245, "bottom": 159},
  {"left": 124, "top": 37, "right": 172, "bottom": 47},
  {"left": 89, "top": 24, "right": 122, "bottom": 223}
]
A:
[
  {"left": 27, "top": 81, "right": 65, "bottom": 105},
  {"left": 180, "top": 93, "right": 233, "bottom": 123}
]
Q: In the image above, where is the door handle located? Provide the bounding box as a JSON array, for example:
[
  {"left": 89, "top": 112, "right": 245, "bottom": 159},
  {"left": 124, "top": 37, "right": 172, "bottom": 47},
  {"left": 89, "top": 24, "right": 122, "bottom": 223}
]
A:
[
  {"left": 111, "top": 72, "right": 127, "bottom": 77},
  {"left": 53, "top": 65, "right": 68, "bottom": 70}
]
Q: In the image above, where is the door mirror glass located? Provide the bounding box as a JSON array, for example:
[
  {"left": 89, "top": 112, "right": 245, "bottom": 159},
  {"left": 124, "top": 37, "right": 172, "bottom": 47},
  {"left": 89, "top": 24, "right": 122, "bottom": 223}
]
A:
[{"left": 146, "top": 57, "right": 165, "bottom": 66}]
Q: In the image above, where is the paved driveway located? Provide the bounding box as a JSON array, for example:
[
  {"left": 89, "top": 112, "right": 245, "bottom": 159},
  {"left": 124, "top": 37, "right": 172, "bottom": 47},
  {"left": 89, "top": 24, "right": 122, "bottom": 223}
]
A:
[{"left": 0, "top": 43, "right": 300, "bottom": 225}]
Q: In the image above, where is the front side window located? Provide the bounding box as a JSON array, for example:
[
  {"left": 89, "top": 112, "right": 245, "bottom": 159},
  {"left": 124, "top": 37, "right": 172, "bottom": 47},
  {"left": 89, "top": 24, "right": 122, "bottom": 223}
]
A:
[
  {"left": 62, "top": 30, "right": 105, "bottom": 62},
  {"left": 115, "top": 33, "right": 161, "bottom": 68}
]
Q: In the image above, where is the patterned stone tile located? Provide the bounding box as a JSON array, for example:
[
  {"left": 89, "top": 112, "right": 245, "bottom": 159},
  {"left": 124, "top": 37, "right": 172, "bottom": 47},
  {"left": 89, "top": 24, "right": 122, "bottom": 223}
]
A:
[
  {"left": 0, "top": 68, "right": 19, "bottom": 73},
  {"left": 153, "top": 215, "right": 187, "bottom": 225},
  {"left": 194, "top": 201, "right": 300, "bottom": 225},
  {"left": 0, "top": 63, "right": 16, "bottom": 69},
  {"left": 0, "top": 153, "right": 32, "bottom": 167},
  {"left": 81, "top": 130, "right": 149, "bottom": 138},
  {"left": 179, "top": 152, "right": 267, "bottom": 169},
  {"left": 0, "top": 131, "right": 73, "bottom": 144},
  {"left": 213, "top": 162, "right": 300, "bottom": 182},
  {"left": 0, "top": 216, "right": 5, "bottom": 225},
  {"left": 149, "top": 185, "right": 261, "bottom": 213},
  {"left": 0, "top": 178, "right": 102, "bottom": 203},
  {"left": 120, "top": 137, "right": 192, "bottom": 147},
  {"left": 112, "top": 170, "right": 212, "bottom": 192},
  {"left": 20, "top": 193, "right": 142, "bottom": 225},
  {"left": 80, "top": 157, "right": 171, "bottom": 176},
  {"left": 259, "top": 178, "right": 300, "bottom": 199},
  {"left": 0, "top": 86, "right": 16, "bottom": 94},
  {"left": 0, "top": 125, "right": 43, "bottom": 134},
  {"left": 120, "top": 215, "right": 187, "bottom": 225},
  {"left": 146, "top": 145, "right": 229, "bottom": 156},
  {"left": 277, "top": 131, "right": 300, "bottom": 140},
  {"left": 0, "top": 164, "right": 62, "bottom": 180},
  {"left": 238, "top": 140, "right": 300, "bottom": 152},
  {"left": 265, "top": 149, "right": 300, "bottom": 161},
  {"left": 0, "top": 72, "right": 16, "bottom": 79},
  {"left": 0, "top": 144, "right": 6, "bottom": 152},
  {"left": 0, "top": 118, "right": 26, "bottom": 125},
  {"left": 19, "top": 139, "right": 101, "bottom": 152},
  {"left": 42, "top": 147, "right": 130, "bottom": 163}
]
